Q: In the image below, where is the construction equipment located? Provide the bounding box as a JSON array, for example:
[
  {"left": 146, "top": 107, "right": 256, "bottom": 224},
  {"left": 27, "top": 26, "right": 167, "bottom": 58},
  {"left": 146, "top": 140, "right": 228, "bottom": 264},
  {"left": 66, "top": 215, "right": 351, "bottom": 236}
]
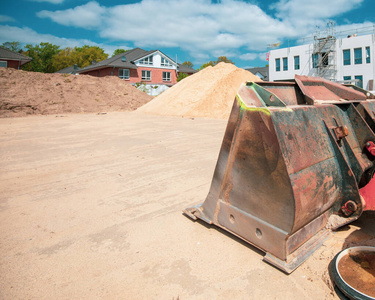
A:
[{"left": 184, "top": 75, "right": 375, "bottom": 273}]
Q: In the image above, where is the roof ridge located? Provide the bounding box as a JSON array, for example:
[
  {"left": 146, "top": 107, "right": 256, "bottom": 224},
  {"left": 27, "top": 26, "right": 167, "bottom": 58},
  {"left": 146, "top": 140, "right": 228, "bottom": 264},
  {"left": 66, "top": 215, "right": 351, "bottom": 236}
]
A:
[{"left": 0, "top": 46, "right": 32, "bottom": 60}]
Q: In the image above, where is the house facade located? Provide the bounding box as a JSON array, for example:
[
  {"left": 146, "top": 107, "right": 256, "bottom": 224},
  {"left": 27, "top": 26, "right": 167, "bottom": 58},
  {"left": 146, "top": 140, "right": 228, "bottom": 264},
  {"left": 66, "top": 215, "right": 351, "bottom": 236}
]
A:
[
  {"left": 245, "top": 66, "right": 269, "bottom": 81},
  {"left": 0, "top": 46, "right": 32, "bottom": 69},
  {"left": 269, "top": 33, "right": 375, "bottom": 91},
  {"left": 78, "top": 48, "right": 196, "bottom": 95}
]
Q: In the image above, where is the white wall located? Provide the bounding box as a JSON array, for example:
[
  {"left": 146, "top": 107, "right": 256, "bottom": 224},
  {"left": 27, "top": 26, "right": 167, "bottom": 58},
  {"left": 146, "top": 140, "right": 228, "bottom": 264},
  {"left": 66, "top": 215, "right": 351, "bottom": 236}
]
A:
[
  {"left": 269, "top": 34, "right": 375, "bottom": 90},
  {"left": 336, "top": 34, "right": 374, "bottom": 90},
  {"left": 135, "top": 51, "right": 177, "bottom": 70},
  {"left": 269, "top": 44, "right": 313, "bottom": 81}
]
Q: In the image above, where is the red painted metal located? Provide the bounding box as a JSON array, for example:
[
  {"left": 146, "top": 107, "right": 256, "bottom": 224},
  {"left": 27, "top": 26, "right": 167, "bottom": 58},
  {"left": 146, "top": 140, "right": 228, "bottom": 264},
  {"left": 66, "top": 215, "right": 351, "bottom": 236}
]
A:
[
  {"left": 365, "top": 141, "right": 375, "bottom": 156},
  {"left": 360, "top": 176, "right": 375, "bottom": 211}
]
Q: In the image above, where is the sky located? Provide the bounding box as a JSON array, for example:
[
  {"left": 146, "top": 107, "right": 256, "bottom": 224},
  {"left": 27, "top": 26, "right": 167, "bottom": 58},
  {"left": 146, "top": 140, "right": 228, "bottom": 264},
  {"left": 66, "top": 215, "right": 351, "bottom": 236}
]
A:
[{"left": 0, "top": 0, "right": 374, "bottom": 69}]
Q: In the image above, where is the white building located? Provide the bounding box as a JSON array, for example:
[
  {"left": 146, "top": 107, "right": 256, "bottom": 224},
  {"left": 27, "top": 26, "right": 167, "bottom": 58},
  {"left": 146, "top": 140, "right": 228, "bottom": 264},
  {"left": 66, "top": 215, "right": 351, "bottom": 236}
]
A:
[{"left": 269, "top": 34, "right": 375, "bottom": 91}]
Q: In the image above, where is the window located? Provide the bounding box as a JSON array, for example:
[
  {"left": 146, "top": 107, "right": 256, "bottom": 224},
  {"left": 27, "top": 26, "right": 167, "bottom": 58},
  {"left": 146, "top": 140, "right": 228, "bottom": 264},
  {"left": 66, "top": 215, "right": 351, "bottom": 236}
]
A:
[
  {"left": 119, "top": 69, "right": 129, "bottom": 79},
  {"left": 294, "top": 56, "right": 300, "bottom": 70},
  {"left": 139, "top": 55, "right": 153, "bottom": 65},
  {"left": 366, "top": 46, "right": 370, "bottom": 63},
  {"left": 283, "top": 57, "right": 288, "bottom": 71},
  {"left": 275, "top": 58, "right": 280, "bottom": 72},
  {"left": 312, "top": 53, "right": 319, "bottom": 68},
  {"left": 343, "top": 76, "right": 351, "bottom": 81},
  {"left": 161, "top": 57, "right": 173, "bottom": 67},
  {"left": 0, "top": 61, "right": 7, "bottom": 68},
  {"left": 355, "top": 75, "right": 363, "bottom": 89},
  {"left": 321, "top": 52, "right": 328, "bottom": 66},
  {"left": 343, "top": 49, "right": 350, "bottom": 65},
  {"left": 354, "top": 48, "right": 362, "bottom": 64},
  {"left": 142, "top": 70, "right": 151, "bottom": 81},
  {"left": 162, "top": 72, "right": 171, "bottom": 81}
]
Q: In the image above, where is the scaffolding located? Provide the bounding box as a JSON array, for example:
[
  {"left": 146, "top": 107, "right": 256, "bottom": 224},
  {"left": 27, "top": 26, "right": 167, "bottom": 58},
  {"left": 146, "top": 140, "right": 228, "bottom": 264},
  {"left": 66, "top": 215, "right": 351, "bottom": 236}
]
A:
[{"left": 312, "top": 21, "right": 337, "bottom": 81}]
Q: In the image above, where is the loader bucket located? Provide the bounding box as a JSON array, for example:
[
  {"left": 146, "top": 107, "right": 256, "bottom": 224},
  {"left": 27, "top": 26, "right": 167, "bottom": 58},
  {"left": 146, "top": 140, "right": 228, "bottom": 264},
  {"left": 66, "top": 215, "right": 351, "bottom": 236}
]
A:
[{"left": 184, "top": 75, "right": 375, "bottom": 273}]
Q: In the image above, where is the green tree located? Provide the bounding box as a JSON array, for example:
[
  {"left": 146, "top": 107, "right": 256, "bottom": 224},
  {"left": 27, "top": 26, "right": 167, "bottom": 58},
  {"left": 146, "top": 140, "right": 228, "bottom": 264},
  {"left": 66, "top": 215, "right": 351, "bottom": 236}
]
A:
[
  {"left": 51, "top": 47, "right": 75, "bottom": 71},
  {"left": 2, "top": 41, "right": 22, "bottom": 53},
  {"left": 216, "top": 56, "right": 234, "bottom": 65},
  {"left": 52, "top": 45, "right": 108, "bottom": 71},
  {"left": 112, "top": 49, "right": 129, "bottom": 57},
  {"left": 72, "top": 45, "right": 108, "bottom": 68},
  {"left": 22, "top": 42, "right": 60, "bottom": 73},
  {"left": 198, "top": 56, "right": 235, "bottom": 70},
  {"left": 177, "top": 72, "right": 189, "bottom": 82},
  {"left": 198, "top": 60, "right": 215, "bottom": 70},
  {"left": 182, "top": 61, "right": 193, "bottom": 69}
]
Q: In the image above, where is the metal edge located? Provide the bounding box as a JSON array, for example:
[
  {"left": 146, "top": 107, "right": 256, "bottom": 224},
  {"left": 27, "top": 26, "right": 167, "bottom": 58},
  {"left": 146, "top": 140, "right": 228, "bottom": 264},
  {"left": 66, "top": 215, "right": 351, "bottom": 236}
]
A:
[{"left": 263, "top": 229, "right": 331, "bottom": 274}]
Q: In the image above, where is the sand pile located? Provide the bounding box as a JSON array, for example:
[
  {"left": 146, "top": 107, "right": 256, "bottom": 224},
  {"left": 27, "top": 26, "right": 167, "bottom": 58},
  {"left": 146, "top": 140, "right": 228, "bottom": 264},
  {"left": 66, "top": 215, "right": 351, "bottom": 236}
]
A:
[
  {"left": 137, "top": 62, "right": 261, "bottom": 119},
  {"left": 0, "top": 68, "right": 153, "bottom": 118}
]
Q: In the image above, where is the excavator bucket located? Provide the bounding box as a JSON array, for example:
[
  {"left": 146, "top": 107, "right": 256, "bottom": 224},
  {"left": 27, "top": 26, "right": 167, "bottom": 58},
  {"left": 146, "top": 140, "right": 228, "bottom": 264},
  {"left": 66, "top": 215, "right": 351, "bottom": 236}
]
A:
[{"left": 184, "top": 75, "right": 375, "bottom": 273}]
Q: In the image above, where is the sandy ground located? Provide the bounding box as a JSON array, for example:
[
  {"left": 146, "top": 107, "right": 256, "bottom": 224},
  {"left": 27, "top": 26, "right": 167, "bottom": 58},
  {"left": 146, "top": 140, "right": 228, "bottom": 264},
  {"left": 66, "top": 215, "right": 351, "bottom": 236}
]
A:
[
  {"left": 0, "top": 68, "right": 153, "bottom": 118},
  {"left": 1, "top": 111, "right": 374, "bottom": 299}
]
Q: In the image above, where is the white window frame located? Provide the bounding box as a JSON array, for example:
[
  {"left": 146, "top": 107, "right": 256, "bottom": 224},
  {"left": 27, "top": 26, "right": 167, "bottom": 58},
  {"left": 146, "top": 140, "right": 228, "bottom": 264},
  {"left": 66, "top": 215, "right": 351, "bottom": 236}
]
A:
[
  {"left": 366, "top": 46, "right": 370, "bottom": 64},
  {"left": 142, "top": 70, "right": 151, "bottom": 81},
  {"left": 355, "top": 75, "right": 363, "bottom": 89},
  {"left": 163, "top": 71, "right": 171, "bottom": 81},
  {"left": 282, "top": 57, "right": 288, "bottom": 71},
  {"left": 354, "top": 47, "right": 362, "bottom": 65},
  {"left": 161, "top": 57, "right": 173, "bottom": 67},
  {"left": 275, "top": 58, "right": 280, "bottom": 72},
  {"left": 343, "top": 49, "right": 351, "bottom": 66},
  {"left": 0, "top": 61, "right": 7, "bottom": 68},
  {"left": 294, "top": 56, "right": 300, "bottom": 70},
  {"left": 119, "top": 68, "right": 129, "bottom": 80},
  {"left": 139, "top": 55, "right": 153, "bottom": 65}
]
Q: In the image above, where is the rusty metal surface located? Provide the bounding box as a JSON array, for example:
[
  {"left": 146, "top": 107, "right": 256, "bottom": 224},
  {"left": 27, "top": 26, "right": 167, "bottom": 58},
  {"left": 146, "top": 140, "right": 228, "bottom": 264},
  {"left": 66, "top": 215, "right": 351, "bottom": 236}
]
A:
[
  {"left": 184, "top": 75, "right": 375, "bottom": 273},
  {"left": 295, "top": 75, "right": 367, "bottom": 103}
]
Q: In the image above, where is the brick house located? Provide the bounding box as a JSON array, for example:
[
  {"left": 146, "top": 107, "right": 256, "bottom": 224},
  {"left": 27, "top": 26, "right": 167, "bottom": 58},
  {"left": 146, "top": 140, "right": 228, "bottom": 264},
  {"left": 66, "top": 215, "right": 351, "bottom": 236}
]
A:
[
  {"left": 77, "top": 48, "right": 196, "bottom": 95},
  {"left": 0, "top": 46, "right": 32, "bottom": 69}
]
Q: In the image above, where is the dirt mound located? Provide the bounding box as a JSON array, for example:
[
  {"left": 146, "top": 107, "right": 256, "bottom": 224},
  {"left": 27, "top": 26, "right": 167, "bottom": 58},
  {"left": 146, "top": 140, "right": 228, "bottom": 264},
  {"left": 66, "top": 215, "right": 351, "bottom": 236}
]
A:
[
  {"left": 0, "top": 68, "right": 153, "bottom": 117},
  {"left": 137, "top": 62, "right": 261, "bottom": 119}
]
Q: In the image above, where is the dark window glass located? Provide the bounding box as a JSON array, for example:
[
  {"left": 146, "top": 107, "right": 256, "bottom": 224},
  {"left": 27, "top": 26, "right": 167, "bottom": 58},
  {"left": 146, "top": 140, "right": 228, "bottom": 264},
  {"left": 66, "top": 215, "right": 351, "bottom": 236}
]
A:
[
  {"left": 294, "top": 56, "right": 300, "bottom": 70},
  {"left": 354, "top": 48, "right": 362, "bottom": 64},
  {"left": 343, "top": 49, "right": 350, "bottom": 65}
]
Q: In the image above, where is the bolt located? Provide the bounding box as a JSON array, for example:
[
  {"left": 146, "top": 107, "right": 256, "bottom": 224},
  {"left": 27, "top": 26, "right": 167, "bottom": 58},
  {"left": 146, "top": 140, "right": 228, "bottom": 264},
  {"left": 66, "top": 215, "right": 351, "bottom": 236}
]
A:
[
  {"left": 341, "top": 200, "right": 357, "bottom": 217},
  {"left": 346, "top": 200, "right": 357, "bottom": 212}
]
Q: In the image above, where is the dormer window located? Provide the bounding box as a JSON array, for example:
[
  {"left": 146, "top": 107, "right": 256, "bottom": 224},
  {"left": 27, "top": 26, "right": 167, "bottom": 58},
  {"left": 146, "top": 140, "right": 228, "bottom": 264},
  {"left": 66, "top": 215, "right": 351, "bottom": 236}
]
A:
[
  {"left": 139, "top": 55, "right": 153, "bottom": 65},
  {"left": 161, "top": 57, "right": 173, "bottom": 67}
]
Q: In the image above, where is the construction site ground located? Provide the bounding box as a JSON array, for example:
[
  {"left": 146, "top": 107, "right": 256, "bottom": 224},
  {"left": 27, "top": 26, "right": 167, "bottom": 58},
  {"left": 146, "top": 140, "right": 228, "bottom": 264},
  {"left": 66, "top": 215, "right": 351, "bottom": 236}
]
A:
[{"left": 1, "top": 111, "right": 375, "bottom": 299}]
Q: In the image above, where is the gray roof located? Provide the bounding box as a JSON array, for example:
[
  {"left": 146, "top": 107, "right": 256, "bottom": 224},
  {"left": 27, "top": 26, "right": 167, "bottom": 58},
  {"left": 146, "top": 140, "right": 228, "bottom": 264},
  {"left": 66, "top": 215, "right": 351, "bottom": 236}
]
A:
[
  {"left": 55, "top": 65, "right": 81, "bottom": 74},
  {"left": 177, "top": 64, "right": 197, "bottom": 74},
  {"left": 77, "top": 48, "right": 154, "bottom": 73},
  {"left": 245, "top": 66, "right": 269, "bottom": 81},
  {"left": 0, "top": 46, "right": 32, "bottom": 64}
]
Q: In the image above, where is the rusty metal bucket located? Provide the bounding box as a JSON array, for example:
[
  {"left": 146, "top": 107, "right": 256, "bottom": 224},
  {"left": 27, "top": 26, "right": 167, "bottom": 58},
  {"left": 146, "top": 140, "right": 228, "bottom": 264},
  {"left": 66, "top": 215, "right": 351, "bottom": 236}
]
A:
[{"left": 184, "top": 75, "right": 375, "bottom": 273}]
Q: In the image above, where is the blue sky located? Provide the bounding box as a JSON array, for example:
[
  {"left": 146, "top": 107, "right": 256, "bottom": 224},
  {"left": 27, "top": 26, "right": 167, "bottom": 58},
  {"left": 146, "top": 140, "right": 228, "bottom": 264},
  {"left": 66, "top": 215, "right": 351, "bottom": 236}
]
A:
[{"left": 0, "top": 0, "right": 374, "bottom": 69}]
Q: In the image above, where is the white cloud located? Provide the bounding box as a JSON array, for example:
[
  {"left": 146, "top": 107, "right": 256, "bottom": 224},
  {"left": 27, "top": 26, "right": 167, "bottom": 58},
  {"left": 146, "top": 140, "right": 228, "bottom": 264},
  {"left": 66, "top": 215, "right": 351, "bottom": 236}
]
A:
[
  {"left": 0, "top": 25, "right": 125, "bottom": 56},
  {"left": 272, "top": 0, "right": 363, "bottom": 20},
  {"left": 37, "top": 0, "right": 292, "bottom": 56},
  {"left": 37, "top": 1, "right": 105, "bottom": 29},
  {"left": 239, "top": 53, "right": 259, "bottom": 61},
  {"left": 28, "top": 0, "right": 65, "bottom": 3},
  {"left": 26, "top": 0, "right": 375, "bottom": 62},
  {"left": 335, "top": 21, "right": 375, "bottom": 38},
  {"left": 270, "top": 0, "right": 365, "bottom": 35},
  {"left": 0, "top": 15, "right": 15, "bottom": 23}
]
